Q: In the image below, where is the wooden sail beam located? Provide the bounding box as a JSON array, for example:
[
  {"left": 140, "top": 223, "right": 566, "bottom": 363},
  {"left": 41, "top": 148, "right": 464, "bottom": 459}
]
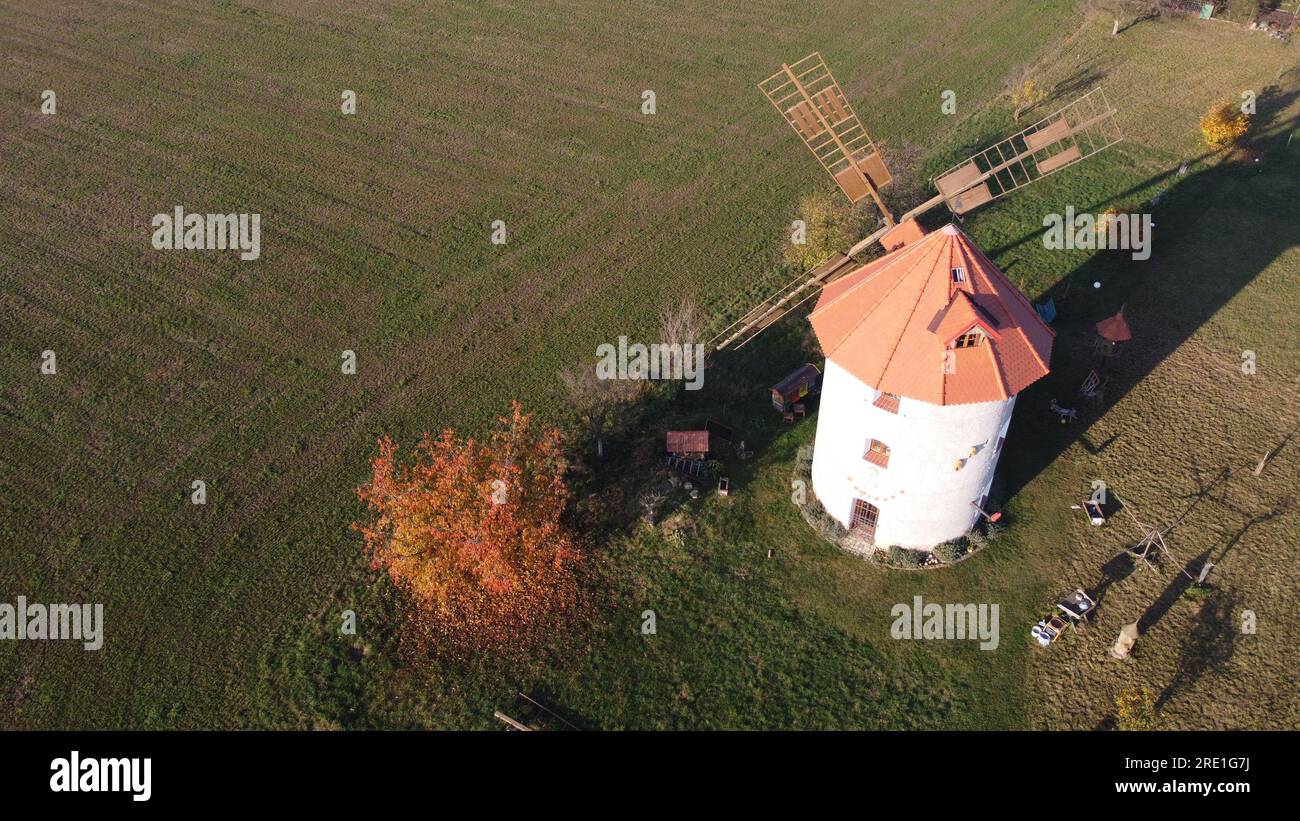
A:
[
  {"left": 711, "top": 225, "right": 889, "bottom": 351},
  {"left": 777, "top": 61, "right": 895, "bottom": 226}
]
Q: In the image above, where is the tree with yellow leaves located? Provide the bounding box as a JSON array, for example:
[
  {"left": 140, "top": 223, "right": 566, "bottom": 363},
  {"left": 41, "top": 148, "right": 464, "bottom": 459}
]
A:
[
  {"left": 783, "top": 190, "right": 870, "bottom": 273},
  {"left": 1200, "top": 100, "right": 1250, "bottom": 150},
  {"left": 1009, "top": 76, "right": 1047, "bottom": 121}
]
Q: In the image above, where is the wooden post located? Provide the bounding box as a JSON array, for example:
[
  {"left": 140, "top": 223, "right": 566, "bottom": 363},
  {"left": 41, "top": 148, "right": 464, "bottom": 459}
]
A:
[
  {"left": 1253, "top": 448, "right": 1275, "bottom": 476},
  {"left": 493, "top": 711, "right": 532, "bottom": 731},
  {"left": 1113, "top": 18, "right": 1120, "bottom": 36}
]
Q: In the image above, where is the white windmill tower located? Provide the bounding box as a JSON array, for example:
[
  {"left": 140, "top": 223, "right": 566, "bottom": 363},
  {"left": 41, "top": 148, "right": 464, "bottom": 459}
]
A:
[
  {"left": 807, "top": 223, "right": 1053, "bottom": 547},
  {"left": 708, "top": 53, "right": 1122, "bottom": 549}
]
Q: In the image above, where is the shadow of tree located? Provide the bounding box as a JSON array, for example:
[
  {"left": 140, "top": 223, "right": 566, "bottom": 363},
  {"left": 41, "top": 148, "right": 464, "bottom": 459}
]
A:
[{"left": 1155, "top": 588, "right": 1239, "bottom": 711}]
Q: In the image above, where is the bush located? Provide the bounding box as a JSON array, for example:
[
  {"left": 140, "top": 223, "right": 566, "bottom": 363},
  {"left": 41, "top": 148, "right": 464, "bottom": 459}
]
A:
[
  {"left": 782, "top": 190, "right": 872, "bottom": 273},
  {"left": 1114, "top": 685, "right": 1159, "bottom": 731},
  {"left": 1200, "top": 100, "right": 1250, "bottom": 149},
  {"left": 1008, "top": 76, "right": 1047, "bottom": 120},
  {"left": 933, "top": 540, "right": 966, "bottom": 564},
  {"left": 887, "top": 545, "right": 922, "bottom": 567},
  {"left": 967, "top": 519, "right": 1006, "bottom": 553},
  {"left": 803, "top": 494, "right": 849, "bottom": 542}
]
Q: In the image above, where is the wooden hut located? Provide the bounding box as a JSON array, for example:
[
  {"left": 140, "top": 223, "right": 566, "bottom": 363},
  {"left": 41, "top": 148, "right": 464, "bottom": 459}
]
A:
[
  {"left": 770, "top": 363, "right": 822, "bottom": 412},
  {"left": 666, "top": 430, "right": 709, "bottom": 461}
]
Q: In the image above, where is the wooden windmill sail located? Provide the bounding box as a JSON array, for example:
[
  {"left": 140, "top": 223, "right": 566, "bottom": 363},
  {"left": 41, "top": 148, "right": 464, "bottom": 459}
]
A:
[
  {"left": 929, "top": 87, "right": 1122, "bottom": 215},
  {"left": 711, "top": 55, "right": 1122, "bottom": 351},
  {"left": 758, "top": 53, "right": 895, "bottom": 225}
]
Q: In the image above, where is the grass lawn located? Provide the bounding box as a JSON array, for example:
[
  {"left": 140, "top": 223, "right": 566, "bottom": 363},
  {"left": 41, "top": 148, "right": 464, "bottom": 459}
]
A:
[{"left": 1, "top": 2, "right": 1296, "bottom": 729}]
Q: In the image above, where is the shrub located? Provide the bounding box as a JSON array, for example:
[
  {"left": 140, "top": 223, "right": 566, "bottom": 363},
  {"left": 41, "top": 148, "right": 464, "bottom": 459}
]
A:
[
  {"left": 1114, "top": 685, "right": 1159, "bottom": 731},
  {"left": 933, "top": 539, "right": 966, "bottom": 564},
  {"left": 887, "top": 545, "right": 922, "bottom": 567},
  {"left": 968, "top": 518, "right": 1006, "bottom": 552},
  {"left": 1008, "top": 75, "right": 1047, "bottom": 120},
  {"left": 1200, "top": 100, "right": 1250, "bottom": 149},
  {"left": 803, "top": 494, "right": 849, "bottom": 542},
  {"left": 782, "top": 190, "right": 872, "bottom": 272}
]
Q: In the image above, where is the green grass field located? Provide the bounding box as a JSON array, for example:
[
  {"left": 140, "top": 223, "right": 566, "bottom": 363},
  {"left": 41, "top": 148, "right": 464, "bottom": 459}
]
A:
[{"left": 2, "top": 2, "right": 1296, "bottom": 729}]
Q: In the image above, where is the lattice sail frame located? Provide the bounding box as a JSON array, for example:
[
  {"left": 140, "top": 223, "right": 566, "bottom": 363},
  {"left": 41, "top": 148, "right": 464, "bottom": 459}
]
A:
[
  {"left": 759, "top": 53, "right": 893, "bottom": 210},
  {"left": 933, "top": 87, "right": 1122, "bottom": 215}
]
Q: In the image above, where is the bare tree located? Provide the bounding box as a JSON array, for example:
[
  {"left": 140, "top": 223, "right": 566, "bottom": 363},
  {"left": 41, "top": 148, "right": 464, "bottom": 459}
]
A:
[
  {"left": 558, "top": 365, "right": 642, "bottom": 459},
  {"left": 658, "top": 294, "right": 705, "bottom": 349},
  {"left": 880, "top": 139, "right": 927, "bottom": 216},
  {"left": 658, "top": 294, "right": 708, "bottom": 393}
]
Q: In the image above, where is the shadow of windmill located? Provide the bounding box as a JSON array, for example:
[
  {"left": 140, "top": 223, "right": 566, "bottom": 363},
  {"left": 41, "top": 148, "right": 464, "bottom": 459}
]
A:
[{"left": 994, "top": 82, "right": 1300, "bottom": 502}]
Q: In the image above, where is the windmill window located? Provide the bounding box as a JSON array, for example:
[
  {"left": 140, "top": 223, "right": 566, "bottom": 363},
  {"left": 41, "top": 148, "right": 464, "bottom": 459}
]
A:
[
  {"left": 953, "top": 331, "right": 984, "bottom": 349},
  {"left": 994, "top": 435, "right": 1005, "bottom": 456},
  {"left": 864, "top": 438, "right": 891, "bottom": 468},
  {"left": 873, "top": 392, "right": 900, "bottom": 414},
  {"left": 951, "top": 267, "right": 966, "bottom": 283}
]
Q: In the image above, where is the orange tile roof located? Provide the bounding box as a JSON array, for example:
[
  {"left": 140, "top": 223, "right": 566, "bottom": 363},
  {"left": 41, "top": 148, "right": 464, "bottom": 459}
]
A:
[
  {"left": 880, "top": 217, "right": 927, "bottom": 252},
  {"left": 809, "top": 224, "right": 1054, "bottom": 406},
  {"left": 666, "top": 430, "right": 709, "bottom": 453}
]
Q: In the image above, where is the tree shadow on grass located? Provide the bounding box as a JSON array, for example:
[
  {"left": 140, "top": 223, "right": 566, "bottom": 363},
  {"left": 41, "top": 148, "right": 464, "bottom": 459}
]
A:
[
  {"left": 1154, "top": 588, "right": 1239, "bottom": 712},
  {"left": 565, "top": 317, "right": 820, "bottom": 544}
]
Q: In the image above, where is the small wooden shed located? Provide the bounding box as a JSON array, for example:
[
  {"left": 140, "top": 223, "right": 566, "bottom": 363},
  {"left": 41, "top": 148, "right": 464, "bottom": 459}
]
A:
[
  {"left": 666, "top": 430, "right": 709, "bottom": 460},
  {"left": 770, "top": 363, "right": 822, "bottom": 412}
]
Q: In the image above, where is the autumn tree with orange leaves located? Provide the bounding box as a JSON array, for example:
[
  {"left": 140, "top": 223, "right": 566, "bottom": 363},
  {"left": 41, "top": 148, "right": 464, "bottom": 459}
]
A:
[{"left": 355, "top": 402, "right": 585, "bottom": 663}]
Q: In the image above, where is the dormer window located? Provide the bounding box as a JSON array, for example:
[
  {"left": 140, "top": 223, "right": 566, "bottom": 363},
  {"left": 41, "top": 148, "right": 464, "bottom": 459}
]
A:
[
  {"left": 953, "top": 330, "right": 984, "bottom": 348},
  {"left": 873, "top": 392, "right": 900, "bottom": 413},
  {"left": 951, "top": 267, "right": 966, "bottom": 283},
  {"left": 864, "top": 438, "right": 891, "bottom": 468}
]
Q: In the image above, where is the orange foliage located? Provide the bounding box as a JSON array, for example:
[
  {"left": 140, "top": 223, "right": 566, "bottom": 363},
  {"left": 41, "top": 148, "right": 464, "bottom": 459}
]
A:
[{"left": 355, "top": 402, "right": 584, "bottom": 661}]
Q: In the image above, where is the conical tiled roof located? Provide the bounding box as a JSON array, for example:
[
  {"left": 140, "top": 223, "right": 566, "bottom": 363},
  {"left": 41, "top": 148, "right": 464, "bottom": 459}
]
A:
[{"left": 809, "top": 224, "right": 1054, "bottom": 405}]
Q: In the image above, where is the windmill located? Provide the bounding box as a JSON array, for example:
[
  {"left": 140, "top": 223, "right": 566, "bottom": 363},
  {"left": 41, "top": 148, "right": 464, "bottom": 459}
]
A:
[{"left": 709, "top": 52, "right": 1122, "bottom": 351}]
